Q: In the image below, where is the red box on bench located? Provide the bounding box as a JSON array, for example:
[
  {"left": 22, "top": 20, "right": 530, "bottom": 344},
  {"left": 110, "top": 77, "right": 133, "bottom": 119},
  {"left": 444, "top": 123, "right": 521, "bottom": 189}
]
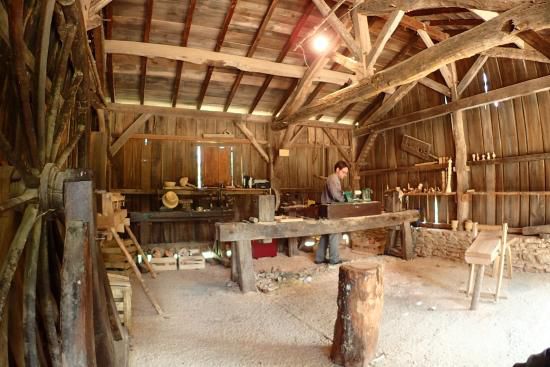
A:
[{"left": 251, "top": 239, "right": 277, "bottom": 259}]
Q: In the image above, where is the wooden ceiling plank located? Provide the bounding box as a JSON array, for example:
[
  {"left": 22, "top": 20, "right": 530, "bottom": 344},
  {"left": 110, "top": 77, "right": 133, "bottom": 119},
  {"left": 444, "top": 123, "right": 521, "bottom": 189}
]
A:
[
  {"left": 364, "top": 9, "right": 405, "bottom": 72},
  {"left": 105, "top": 3, "right": 115, "bottom": 103},
  {"left": 517, "top": 30, "right": 550, "bottom": 60},
  {"left": 355, "top": 93, "right": 386, "bottom": 125},
  {"left": 139, "top": 0, "right": 154, "bottom": 105},
  {"left": 275, "top": 0, "right": 550, "bottom": 130},
  {"left": 407, "top": 7, "right": 471, "bottom": 17},
  {"left": 359, "top": 0, "right": 524, "bottom": 14},
  {"left": 248, "top": 3, "right": 315, "bottom": 114},
  {"left": 360, "top": 74, "right": 550, "bottom": 134},
  {"left": 225, "top": 0, "right": 279, "bottom": 112},
  {"left": 312, "top": 0, "right": 361, "bottom": 58},
  {"left": 457, "top": 54, "right": 488, "bottom": 96},
  {"left": 417, "top": 29, "right": 453, "bottom": 87},
  {"left": 197, "top": 0, "right": 237, "bottom": 110},
  {"left": 171, "top": 0, "right": 196, "bottom": 107}
]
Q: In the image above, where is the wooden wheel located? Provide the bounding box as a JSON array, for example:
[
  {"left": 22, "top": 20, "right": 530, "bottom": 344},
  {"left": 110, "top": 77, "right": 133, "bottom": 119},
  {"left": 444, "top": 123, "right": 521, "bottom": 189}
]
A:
[{"left": 0, "top": 0, "right": 119, "bottom": 365}]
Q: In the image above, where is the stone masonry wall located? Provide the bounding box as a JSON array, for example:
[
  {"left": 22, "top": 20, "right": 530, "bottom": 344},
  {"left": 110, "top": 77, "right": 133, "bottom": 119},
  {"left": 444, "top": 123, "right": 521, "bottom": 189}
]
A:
[{"left": 413, "top": 228, "right": 550, "bottom": 273}]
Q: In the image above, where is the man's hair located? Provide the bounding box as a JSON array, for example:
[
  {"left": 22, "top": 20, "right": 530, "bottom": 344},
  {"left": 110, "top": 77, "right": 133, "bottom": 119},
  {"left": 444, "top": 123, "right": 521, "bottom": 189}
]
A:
[{"left": 334, "top": 160, "right": 349, "bottom": 171}]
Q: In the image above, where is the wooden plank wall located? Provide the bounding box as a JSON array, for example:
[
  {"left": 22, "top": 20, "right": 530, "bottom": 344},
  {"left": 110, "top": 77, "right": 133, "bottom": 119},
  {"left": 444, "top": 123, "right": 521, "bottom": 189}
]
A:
[
  {"left": 109, "top": 110, "right": 351, "bottom": 242},
  {"left": 362, "top": 58, "right": 550, "bottom": 227}
]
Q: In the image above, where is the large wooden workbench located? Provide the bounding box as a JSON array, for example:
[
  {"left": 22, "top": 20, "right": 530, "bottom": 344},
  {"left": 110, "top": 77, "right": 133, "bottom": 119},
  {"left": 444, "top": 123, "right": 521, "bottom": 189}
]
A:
[{"left": 216, "top": 210, "right": 420, "bottom": 292}]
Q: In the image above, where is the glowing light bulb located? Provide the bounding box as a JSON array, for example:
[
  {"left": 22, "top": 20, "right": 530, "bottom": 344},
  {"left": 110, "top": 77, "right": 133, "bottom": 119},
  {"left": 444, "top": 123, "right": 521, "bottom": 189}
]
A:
[{"left": 312, "top": 35, "right": 329, "bottom": 53}]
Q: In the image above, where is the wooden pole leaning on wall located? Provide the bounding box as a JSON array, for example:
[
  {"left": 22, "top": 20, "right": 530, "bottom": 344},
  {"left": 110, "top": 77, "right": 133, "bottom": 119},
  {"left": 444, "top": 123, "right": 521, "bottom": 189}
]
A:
[
  {"left": 110, "top": 228, "right": 164, "bottom": 315},
  {"left": 124, "top": 224, "right": 157, "bottom": 279},
  {"left": 331, "top": 263, "right": 384, "bottom": 367}
]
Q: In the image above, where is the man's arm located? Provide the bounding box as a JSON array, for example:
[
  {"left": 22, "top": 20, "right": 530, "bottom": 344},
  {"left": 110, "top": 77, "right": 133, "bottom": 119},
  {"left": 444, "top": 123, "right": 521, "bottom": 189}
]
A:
[{"left": 327, "top": 175, "right": 344, "bottom": 203}]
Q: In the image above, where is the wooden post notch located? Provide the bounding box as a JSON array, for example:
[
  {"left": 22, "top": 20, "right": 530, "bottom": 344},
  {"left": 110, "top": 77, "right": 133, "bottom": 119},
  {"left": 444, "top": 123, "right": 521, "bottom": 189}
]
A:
[{"left": 331, "top": 263, "right": 384, "bottom": 367}]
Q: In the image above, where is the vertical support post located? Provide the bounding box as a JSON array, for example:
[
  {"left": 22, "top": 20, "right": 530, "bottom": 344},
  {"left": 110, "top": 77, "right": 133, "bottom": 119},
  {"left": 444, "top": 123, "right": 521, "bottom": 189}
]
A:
[
  {"left": 236, "top": 240, "right": 257, "bottom": 293},
  {"left": 400, "top": 221, "right": 414, "bottom": 260},
  {"left": 230, "top": 242, "right": 239, "bottom": 283},
  {"left": 451, "top": 64, "right": 470, "bottom": 228},
  {"left": 287, "top": 238, "right": 299, "bottom": 257},
  {"left": 470, "top": 265, "right": 485, "bottom": 310}
]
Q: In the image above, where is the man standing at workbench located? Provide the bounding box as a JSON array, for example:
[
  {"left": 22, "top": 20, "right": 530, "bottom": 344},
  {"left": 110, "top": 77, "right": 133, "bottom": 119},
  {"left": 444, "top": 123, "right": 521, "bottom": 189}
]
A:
[{"left": 315, "top": 160, "right": 349, "bottom": 265}]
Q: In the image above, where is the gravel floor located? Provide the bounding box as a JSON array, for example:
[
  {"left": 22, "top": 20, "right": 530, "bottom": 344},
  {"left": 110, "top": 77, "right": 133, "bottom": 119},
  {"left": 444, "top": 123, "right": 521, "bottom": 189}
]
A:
[{"left": 128, "top": 251, "right": 550, "bottom": 367}]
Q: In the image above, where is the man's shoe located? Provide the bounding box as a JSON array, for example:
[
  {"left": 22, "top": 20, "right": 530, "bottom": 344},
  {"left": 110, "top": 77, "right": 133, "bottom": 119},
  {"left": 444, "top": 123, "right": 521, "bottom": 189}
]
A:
[
  {"left": 329, "top": 260, "right": 343, "bottom": 265},
  {"left": 314, "top": 259, "right": 326, "bottom": 264}
]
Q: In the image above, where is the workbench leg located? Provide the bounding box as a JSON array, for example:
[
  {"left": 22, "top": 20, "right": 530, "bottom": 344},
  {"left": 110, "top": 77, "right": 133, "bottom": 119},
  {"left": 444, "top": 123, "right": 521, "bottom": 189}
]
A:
[
  {"left": 470, "top": 265, "right": 485, "bottom": 311},
  {"left": 230, "top": 242, "right": 239, "bottom": 283},
  {"left": 236, "top": 240, "right": 257, "bottom": 293},
  {"left": 466, "top": 264, "right": 475, "bottom": 297},
  {"left": 400, "top": 221, "right": 414, "bottom": 260},
  {"left": 495, "top": 250, "right": 507, "bottom": 303},
  {"left": 492, "top": 253, "right": 500, "bottom": 278},
  {"left": 287, "top": 238, "right": 299, "bottom": 257},
  {"left": 384, "top": 229, "right": 397, "bottom": 255},
  {"left": 506, "top": 245, "right": 513, "bottom": 279}
]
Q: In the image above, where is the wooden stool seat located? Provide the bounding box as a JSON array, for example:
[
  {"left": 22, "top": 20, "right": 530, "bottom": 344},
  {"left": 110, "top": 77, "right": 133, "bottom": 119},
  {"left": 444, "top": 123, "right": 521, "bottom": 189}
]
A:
[{"left": 464, "top": 223, "right": 512, "bottom": 310}]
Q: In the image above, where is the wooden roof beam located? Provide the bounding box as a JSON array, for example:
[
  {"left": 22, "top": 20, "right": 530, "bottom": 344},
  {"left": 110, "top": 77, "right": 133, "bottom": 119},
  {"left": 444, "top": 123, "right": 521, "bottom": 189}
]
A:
[
  {"left": 105, "top": 4, "right": 115, "bottom": 102},
  {"left": 469, "top": 9, "right": 525, "bottom": 48},
  {"left": 417, "top": 29, "right": 453, "bottom": 87},
  {"left": 171, "top": 0, "right": 196, "bottom": 107},
  {"left": 234, "top": 121, "right": 270, "bottom": 163},
  {"left": 104, "top": 41, "right": 356, "bottom": 85},
  {"left": 274, "top": 0, "right": 550, "bottom": 130},
  {"left": 482, "top": 47, "right": 550, "bottom": 64},
  {"left": 249, "top": 3, "right": 314, "bottom": 114},
  {"left": 110, "top": 113, "right": 153, "bottom": 156},
  {"left": 225, "top": 0, "right": 279, "bottom": 112},
  {"left": 457, "top": 54, "right": 488, "bottom": 96},
  {"left": 322, "top": 127, "right": 352, "bottom": 164},
  {"left": 359, "top": 0, "right": 524, "bottom": 15},
  {"left": 359, "top": 74, "right": 550, "bottom": 134},
  {"left": 139, "top": 0, "right": 154, "bottom": 105},
  {"left": 312, "top": 0, "right": 361, "bottom": 59},
  {"left": 197, "top": 0, "right": 237, "bottom": 110},
  {"left": 352, "top": 0, "right": 372, "bottom": 75},
  {"left": 364, "top": 9, "right": 405, "bottom": 72}
]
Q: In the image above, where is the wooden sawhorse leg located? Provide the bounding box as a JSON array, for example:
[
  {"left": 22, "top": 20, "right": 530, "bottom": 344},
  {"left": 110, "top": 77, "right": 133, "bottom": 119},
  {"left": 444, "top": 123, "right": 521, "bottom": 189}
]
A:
[{"left": 470, "top": 264, "right": 485, "bottom": 311}]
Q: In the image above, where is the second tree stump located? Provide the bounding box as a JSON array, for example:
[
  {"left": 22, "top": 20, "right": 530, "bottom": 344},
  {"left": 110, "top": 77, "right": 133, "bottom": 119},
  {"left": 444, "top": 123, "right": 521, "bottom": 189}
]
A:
[{"left": 330, "top": 263, "right": 384, "bottom": 367}]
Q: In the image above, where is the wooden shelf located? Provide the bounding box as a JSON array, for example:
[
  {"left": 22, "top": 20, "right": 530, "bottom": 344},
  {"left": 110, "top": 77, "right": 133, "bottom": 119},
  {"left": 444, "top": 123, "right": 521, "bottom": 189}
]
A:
[
  {"left": 466, "top": 191, "right": 550, "bottom": 196},
  {"left": 112, "top": 188, "right": 270, "bottom": 196},
  {"left": 359, "top": 163, "right": 447, "bottom": 176},
  {"left": 404, "top": 192, "right": 455, "bottom": 196},
  {"left": 467, "top": 152, "right": 550, "bottom": 166}
]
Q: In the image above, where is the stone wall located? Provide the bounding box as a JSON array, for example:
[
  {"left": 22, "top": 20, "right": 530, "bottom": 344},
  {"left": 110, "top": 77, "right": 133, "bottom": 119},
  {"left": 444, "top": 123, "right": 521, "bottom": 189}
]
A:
[{"left": 413, "top": 227, "right": 550, "bottom": 273}]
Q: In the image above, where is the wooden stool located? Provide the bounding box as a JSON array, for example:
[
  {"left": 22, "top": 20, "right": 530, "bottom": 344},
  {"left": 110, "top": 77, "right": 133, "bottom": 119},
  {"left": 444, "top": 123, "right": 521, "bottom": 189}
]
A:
[{"left": 465, "top": 223, "right": 512, "bottom": 310}]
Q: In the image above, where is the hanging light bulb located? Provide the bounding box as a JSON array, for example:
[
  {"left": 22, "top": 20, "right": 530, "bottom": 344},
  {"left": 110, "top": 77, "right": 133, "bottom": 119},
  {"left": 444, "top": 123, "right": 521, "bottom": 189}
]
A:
[{"left": 312, "top": 34, "right": 330, "bottom": 53}]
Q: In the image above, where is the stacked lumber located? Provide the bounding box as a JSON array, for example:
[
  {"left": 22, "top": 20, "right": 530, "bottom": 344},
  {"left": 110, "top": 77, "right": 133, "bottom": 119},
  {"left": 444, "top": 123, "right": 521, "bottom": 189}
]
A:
[{"left": 102, "top": 238, "right": 137, "bottom": 275}]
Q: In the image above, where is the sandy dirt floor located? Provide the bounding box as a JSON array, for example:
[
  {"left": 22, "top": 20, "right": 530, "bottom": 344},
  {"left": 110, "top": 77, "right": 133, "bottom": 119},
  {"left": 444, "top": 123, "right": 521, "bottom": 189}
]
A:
[{"left": 128, "top": 249, "right": 550, "bottom": 367}]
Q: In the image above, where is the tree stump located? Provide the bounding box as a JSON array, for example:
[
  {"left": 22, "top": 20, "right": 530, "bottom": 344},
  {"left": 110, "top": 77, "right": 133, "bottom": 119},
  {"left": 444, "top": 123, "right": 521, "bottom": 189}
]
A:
[{"left": 331, "top": 263, "right": 384, "bottom": 367}]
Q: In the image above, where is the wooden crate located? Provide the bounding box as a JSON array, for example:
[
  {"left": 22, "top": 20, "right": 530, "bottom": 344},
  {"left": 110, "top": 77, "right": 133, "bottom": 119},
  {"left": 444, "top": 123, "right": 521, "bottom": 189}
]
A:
[
  {"left": 101, "top": 238, "right": 137, "bottom": 275},
  {"left": 150, "top": 257, "right": 178, "bottom": 271},
  {"left": 178, "top": 255, "right": 205, "bottom": 270},
  {"left": 319, "top": 201, "right": 382, "bottom": 219},
  {"left": 107, "top": 273, "right": 132, "bottom": 331}
]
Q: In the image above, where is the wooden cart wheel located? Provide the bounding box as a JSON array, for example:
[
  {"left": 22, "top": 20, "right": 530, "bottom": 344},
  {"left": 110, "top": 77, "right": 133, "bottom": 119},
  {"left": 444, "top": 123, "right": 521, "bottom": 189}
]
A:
[{"left": 0, "top": 1, "right": 119, "bottom": 365}]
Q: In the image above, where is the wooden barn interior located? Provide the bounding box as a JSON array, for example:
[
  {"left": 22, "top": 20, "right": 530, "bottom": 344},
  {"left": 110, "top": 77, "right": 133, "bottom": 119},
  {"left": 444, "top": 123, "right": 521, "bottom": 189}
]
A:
[{"left": 1, "top": 0, "right": 550, "bottom": 366}]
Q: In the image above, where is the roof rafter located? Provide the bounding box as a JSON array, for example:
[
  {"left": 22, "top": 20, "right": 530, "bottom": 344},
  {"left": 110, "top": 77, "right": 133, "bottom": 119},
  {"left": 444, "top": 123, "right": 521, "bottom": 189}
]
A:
[
  {"left": 105, "top": 3, "right": 115, "bottom": 102},
  {"left": 517, "top": 30, "right": 550, "bottom": 60},
  {"left": 359, "top": 0, "right": 524, "bottom": 15},
  {"left": 197, "top": 0, "right": 237, "bottom": 110},
  {"left": 224, "top": 0, "right": 279, "bottom": 112},
  {"left": 171, "top": 0, "right": 196, "bottom": 107}
]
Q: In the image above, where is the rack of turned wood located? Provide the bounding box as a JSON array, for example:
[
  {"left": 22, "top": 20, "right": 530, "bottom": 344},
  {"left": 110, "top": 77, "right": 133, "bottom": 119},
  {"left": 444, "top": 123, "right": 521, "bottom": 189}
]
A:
[{"left": 112, "top": 187, "right": 271, "bottom": 196}]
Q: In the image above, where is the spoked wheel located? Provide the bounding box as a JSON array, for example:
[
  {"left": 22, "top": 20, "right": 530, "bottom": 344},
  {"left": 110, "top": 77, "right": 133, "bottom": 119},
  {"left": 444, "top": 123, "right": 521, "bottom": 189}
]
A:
[{"left": 0, "top": 0, "right": 119, "bottom": 365}]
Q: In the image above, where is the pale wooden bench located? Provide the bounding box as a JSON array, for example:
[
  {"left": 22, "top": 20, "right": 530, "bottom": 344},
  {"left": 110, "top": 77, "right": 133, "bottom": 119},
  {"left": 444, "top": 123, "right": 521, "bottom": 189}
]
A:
[{"left": 465, "top": 223, "right": 512, "bottom": 310}]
